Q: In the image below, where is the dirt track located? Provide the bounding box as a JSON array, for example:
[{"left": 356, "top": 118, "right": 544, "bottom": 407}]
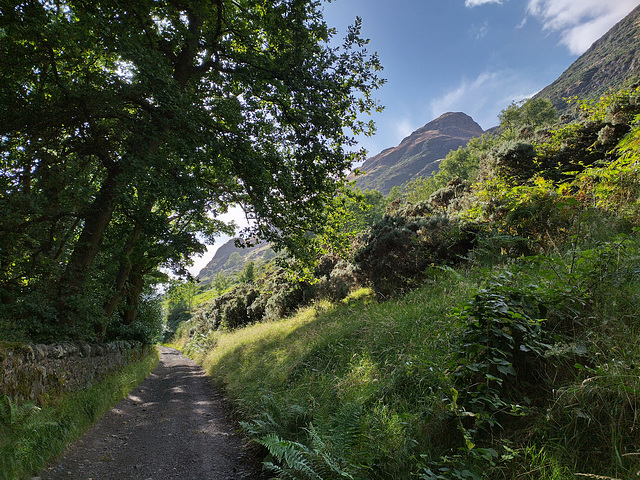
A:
[{"left": 38, "top": 346, "right": 266, "bottom": 480}]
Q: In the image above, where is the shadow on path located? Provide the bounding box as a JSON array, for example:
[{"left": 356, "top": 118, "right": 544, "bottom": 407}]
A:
[{"left": 39, "top": 346, "right": 265, "bottom": 480}]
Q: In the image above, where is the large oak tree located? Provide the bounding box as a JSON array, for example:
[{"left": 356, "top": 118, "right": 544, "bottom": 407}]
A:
[{"left": 0, "top": 0, "right": 383, "bottom": 340}]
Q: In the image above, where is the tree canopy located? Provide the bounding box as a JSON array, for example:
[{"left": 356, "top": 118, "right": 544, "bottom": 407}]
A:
[
  {"left": 0, "top": 0, "right": 383, "bottom": 341},
  {"left": 498, "top": 97, "right": 557, "bottom": 138}
]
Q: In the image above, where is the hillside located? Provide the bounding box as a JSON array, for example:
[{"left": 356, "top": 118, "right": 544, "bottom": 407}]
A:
[
  {"left": 175, "top": 87, "right": 640, "bottom": 480},
  {"left": 352, "top": 112, "right": 484, "bottom": 195},
  {"left": 534, "top": 4, "right": 640, "bottom": 112},
  {"left": 197, "top": 238, "right": 275, "bottom": 283}
]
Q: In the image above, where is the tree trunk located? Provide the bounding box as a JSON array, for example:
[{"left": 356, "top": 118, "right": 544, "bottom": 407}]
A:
[
  {"left": 57, "top": 165, "right": 122, "bottom": 323},
  {"left": 102, "top": 218, "right": 147, "bottom": 320},
  {"left": 123, "top": 262, "right": 145, "bottom": 325}
]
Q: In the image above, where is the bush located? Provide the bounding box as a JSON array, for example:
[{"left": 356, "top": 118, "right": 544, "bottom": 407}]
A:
[
  {"left": 354, "top": 212, "right": 478, "bottom": 299},
  {"left": 488, "top": 141, "right": 537, "bottom": 183},
  {"left": 190, "top": 284, "right": 260, "bottom": 331},
  {"left": 428, "top": 178, "right": 472, "bottom": 212},
  {"left": 313, "top": 254, "right": 361, "bottom": 302},
  {"left": 186, "top": 268, "right": 312, "bottom": 335}
]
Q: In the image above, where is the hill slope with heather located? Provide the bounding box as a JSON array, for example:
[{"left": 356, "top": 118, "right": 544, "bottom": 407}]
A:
[
  {"left": 352, "top": 112, "right": 484, "bottom": 195},
  {"left": 534, "top": 4, "right": 640, "bottom": 112},
  {"left": 197, "top": 239, "right": 275, "bottom": 283}
]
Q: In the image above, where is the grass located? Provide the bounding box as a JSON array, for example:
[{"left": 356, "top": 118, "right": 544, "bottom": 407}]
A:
[
  {"left": 175, "top": 232, "right": 640, "bottom": 479},
  {"left": 0, "top": 347, "right": 159, "bottom": 480},
  {"left": 186, "top": 272, "right": 478, "bottom": 479}
]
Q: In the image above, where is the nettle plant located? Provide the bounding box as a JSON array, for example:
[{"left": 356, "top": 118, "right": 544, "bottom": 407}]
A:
[
  {"left": 424, "top": 275, "right": 553, "bottom": 479},
  {"left": 453, "top": 277, "right": 551, "bottom": 417}
]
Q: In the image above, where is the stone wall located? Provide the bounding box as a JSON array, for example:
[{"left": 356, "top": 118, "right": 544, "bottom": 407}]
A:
[{"left": 0, "top": 341, "right": 148, "bottom": 404}]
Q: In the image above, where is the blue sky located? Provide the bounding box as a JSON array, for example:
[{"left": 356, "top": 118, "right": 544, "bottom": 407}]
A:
[
  {"left": 322, "top": 0, "right": 640, "bottom": 156},
  {"left": 189, "top": 0, "right": 640, "bottom": 276}
]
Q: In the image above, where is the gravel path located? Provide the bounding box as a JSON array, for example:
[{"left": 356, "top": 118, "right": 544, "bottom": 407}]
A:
[{"left": 38, "top": 346, "right": 266, "bottom": 480}]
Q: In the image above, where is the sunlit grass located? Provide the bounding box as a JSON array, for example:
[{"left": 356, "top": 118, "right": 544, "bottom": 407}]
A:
[
  {"left": 188, "top": 238, "right": 640, "bottom": 478},
  {"left": 198, "top": 273, "right": 477, "bottom": 478}
]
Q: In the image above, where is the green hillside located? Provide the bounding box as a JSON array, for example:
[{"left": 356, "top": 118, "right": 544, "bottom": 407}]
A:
[
  {"left": 534, "top": 5, "right": 640, "bottom": 114},
  {"left": 173, "top": 89, "right": 640, "bottom": 479}
]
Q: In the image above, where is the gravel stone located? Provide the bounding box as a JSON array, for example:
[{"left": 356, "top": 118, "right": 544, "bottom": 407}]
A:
[{"left": 39, "top": 347, "right": 267, "bottom": 480}]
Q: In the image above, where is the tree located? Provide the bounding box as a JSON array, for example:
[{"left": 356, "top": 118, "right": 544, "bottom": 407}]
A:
[
  {"left": 239, "top": 261, "right": 255, "bottom": 283},
  {"left": 498, "top": 98, "right": 557, "bottom": 138},
  {"left": 0, "top": 0, "right": 383, "bottom": 340}
]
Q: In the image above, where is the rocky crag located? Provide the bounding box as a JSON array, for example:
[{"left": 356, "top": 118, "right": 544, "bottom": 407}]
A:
[{"left": 352, "top": 112, "right": 484, "bottom": 195}]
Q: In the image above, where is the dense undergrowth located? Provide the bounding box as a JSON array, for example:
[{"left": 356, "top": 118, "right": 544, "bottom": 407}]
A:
[
  {"left": 176, "top": 234, "right": 640, "bottom": 479},
  {"left": 173, "top": 90, "right": 640, "bottom": 478},
  {"left": 0, "top": 348, "right": 158, "bottom": 480}
]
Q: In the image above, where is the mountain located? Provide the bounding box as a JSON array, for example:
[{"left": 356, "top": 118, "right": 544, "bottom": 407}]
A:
[
  {"left": 197, "top": 8, "right": 640, "bottom": 280},
  {"left": 534, "top": 5, "right": 640, "bottom": 113},
  {"left": 352, "top": 112, "right": 484, "bottom": 195},
  {"left": 197, "top": 238, "right": 275, "bottom": 283}
]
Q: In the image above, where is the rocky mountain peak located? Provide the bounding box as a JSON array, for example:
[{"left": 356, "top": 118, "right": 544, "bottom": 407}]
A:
[{"left": 353, "top": 112, "right": 484, "bottom": 195}]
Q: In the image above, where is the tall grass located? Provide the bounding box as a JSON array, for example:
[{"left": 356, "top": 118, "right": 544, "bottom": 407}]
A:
[
  {"left": 0, "top": 348, "right": 159, "bottom": 480},
  {"left": 195, "top": 271, "right": 477, "bottom": 479},
  {"left": 182, "top": 230, "right": 640, "bottom": 479}
]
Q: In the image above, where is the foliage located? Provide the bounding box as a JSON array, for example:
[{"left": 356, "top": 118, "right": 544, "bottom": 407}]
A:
[
  {"left": 178, "top": 220, "right": 640, "bottom": 480},
  {"left": 314, "top": 255, "right": 361, "bottom": 303},
  {"left": 0, "top": 0, "right": 383, "bottom": 341},
  {"left": 486, "top": 141, "right": 537, "bottom": 183},
  {"left": 176, "top": 252, "right": 363, "bottom": 345},
  {"left": 498, "top": 98, "right": 558, "bottom": 139},
  {"left": 571, "top": 113, "right": 640, "bottom": 221},
  {"left": 106, "top": 292, "right": 165, "bottom": 344},
  {"left": 184, "top": 267, "right": 311, "bottom": 343},
  {"left": 243, "top": 409, "right": 363, "bottom": 480},
  {"left": 239, "top": 261, "right": 256, "bottom": 284},
  {"left": 533, "top": 89, "right": 640, "bottom": 183},
  {"left": 353, "top": 210, "right": 478, "bottom": 298},
  {"left": 440, "top": 276, "right": 553, "bottom": 480},
  {"left": 475, "top": 176, "right": 580, "bottom": 256}
]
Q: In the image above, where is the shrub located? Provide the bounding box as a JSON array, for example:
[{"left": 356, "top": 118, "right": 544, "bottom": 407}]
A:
[
  {"left": 428, "top": 178, "right": 472, "bottom": 212},
  {"left": 186, "top": 268, "right": 312, "bottom": 335},
  {"left": 313, "top": 254, "right": 361, "bottom": 302},
  {"left": 353, "top": 213, "right": 478, "bottom": 299},
  {"left": 488, "top": 141, "right": 537, "bottom": 184}
]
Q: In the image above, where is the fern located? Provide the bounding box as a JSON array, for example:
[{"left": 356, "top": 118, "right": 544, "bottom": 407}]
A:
[
  {"left": 306, "top": 424, "right": 356, "bottom": 479},
  {"left": 327, "top": 403, "right": 362, "bottom": 454},
  {"left": 259, "top": 433, "right": 324, "bottom": 480},
  {"left": 0, "top": 395, "right": 41, "bottom": 428},
  {"left": 243, "top": 401, "right": 364, "bottom": 480},
  {"left": 0, "top": 395, "right": 58, "bottom": 480}
]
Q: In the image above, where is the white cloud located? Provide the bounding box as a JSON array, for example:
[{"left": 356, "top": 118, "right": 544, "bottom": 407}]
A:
[
  {"left": 526, "top": 0, "right": 639, "bottom": 54},
  {"left": 470, "top": 21, "right": 490, "bottom": 40},
  {"left": 429, "top": 70, "right": 542, "bottom": 129},
  {"left": 465, "top": 0, "right": 503, "bottom": 7},
  {"left": 395, "top": 118, "right": 419, "bottom": 143}
]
